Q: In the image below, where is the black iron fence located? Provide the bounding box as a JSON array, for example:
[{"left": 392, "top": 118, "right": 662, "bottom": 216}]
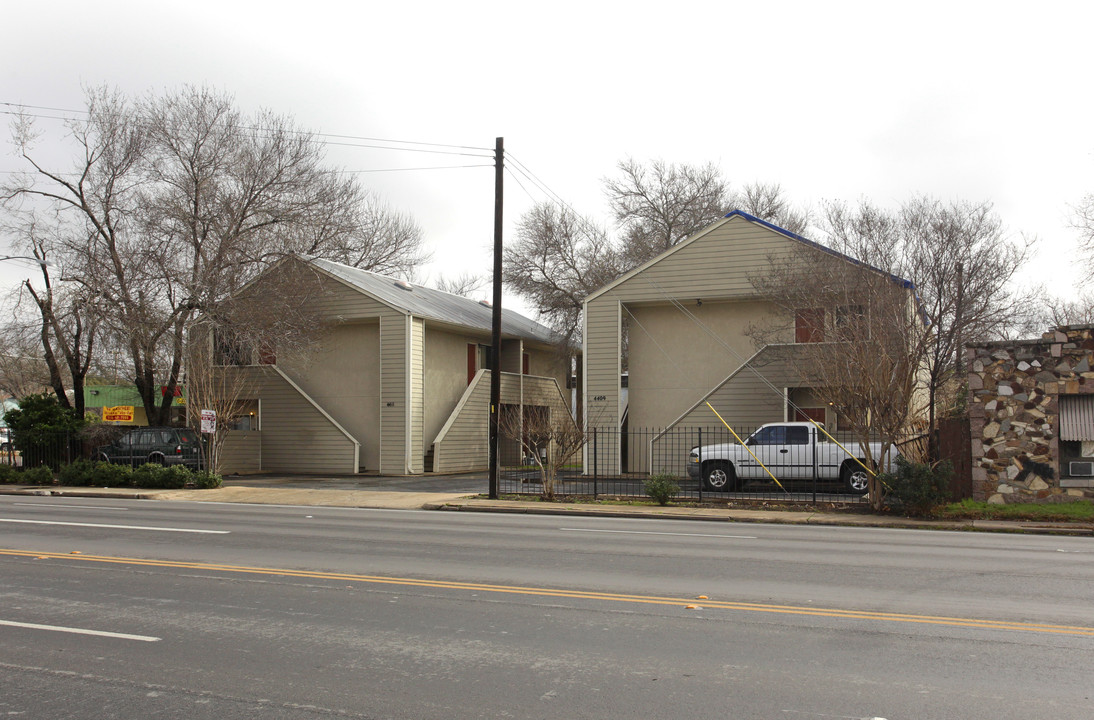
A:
[
  {"left": 499, "top": 425, "right": 928, "bottom": 502},
  {"left": 0, "top": 429, "right": 85, "bottom": 470},
  {"left": 1, "top": 428, "right": 206, "bottom": 471}
]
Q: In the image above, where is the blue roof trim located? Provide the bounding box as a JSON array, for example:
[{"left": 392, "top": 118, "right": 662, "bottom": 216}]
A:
[{"left": 722, "top": 210, "right": 916, "bottom": 290}]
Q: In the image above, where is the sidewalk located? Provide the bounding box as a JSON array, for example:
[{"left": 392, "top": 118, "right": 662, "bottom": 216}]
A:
[{"left": 2, "top": 481, "right": 1092, "bottom": 536}]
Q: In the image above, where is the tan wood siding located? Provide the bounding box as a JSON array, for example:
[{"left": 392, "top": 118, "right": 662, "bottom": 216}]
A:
[
  {"left": 216, "top": 367, "right": 359, "bottom": 475},
  {"left": 308, "top": 266, "right": 397, "bottom": 320},
  {"left": 408, "top": 317, "right": 425, "bottom": 473},
  {"left": 626, "top": 300, "right": 783, "bottom": 430},
  {"left": 219, "top": 431, "right": 261, "bottom": 474},
  {"left": 583, "top": 216, "right": 825, "bottom": 475},
  {"left": 432, "top": 370, "right": 490, "bottom": 473},
  {"left": 432, "top": 371, "right": 570, "bottom": 473},
  {"left": 380, "top": 314, "right": 408, "bottom": 474},
  {"left": 583, "top": 299, "right": 622, "bottom": 473},
  {"left": 592, "top": 215, "right": 804, "bottom": 303},
  {"left": 646, "top": 346, "right": 802, "bottom": 475},
  {"left": 278, "top": 320, "right": 381, "bottom": 471}
]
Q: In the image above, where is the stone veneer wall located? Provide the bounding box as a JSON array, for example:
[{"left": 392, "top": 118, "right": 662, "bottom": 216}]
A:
[{"left": 967, "top": 325, "right": 1094, "bottom": 503}]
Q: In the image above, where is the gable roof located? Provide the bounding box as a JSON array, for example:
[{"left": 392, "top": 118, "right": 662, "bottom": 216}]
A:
[
  {"left": 585, "top": 210, "right": 915, "bottom": 305},
  {"left": 308, "top": 257, "right": 557, "bottom": 345}
]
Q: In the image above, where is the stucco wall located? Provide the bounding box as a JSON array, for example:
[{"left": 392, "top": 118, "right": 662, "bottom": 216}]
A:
[
  {"left": 626, "top": 299, "right": 783, "bottom": 430},
  {"left": 424, "top": 327, "right": 483, "bottom": 459},
  {"left": 280, "top": 320, "right": 381, "bottom": 471}
]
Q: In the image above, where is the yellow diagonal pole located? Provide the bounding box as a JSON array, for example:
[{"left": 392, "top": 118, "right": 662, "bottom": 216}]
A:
[
  {"left": 803, "top": 417, "right": 875, "bottom": 476},
  {"left": 705, "top": 403, "right": 787, "bottom": 492}
]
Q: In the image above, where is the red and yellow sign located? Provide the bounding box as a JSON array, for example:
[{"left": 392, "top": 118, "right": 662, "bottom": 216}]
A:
[{"left": 103, "top": 406, "right": 135, "bottom": 422}]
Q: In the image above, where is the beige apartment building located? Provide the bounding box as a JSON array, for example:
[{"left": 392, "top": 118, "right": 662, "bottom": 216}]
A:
[
  {"left": 582, "top": 210, "right": 921, "bottom": 475},
  {"left": 214, "top": 256, "right": 569, "bottom": 475}
]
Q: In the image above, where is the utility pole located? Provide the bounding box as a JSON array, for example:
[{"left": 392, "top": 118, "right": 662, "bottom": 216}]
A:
[
  {"left": 954, "top": 262, "right": 965, "bottom": 377},
  {"left": 488, "top": 137, "right": 503, "bottom": 499}
]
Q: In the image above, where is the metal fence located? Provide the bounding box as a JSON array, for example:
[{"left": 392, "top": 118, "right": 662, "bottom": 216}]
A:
[
  {"left": 1, "top": 430, "right": 85, "bottom": 470},
  {"left": 1, "top": 428, "right": 204, "bottom": 471},
  {"left": 499, "top": 425, "right": 927, "bottom": 503}
]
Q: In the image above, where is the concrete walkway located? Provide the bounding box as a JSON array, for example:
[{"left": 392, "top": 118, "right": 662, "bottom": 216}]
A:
[{"left": 1, "top": 480, "right": 1092, "bottom": 536}]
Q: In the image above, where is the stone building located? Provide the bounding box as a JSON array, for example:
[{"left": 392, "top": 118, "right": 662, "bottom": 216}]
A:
[{"left": 967, "top": 324, "right": 1094, "bottom": 503}]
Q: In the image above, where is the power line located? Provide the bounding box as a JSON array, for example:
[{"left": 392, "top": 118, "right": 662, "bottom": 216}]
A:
[
  {"left": 504, "top": 166, "right": 539, "bottom": 204},
  {"left": 0, "top": 105, "right": 493, "bottom": 156},
  {"left": 507, "top": 153, "right": 575, "bottom": 209},
  {"left": 346, "top": 164, "right": 493, "bottom": 174},
  {"left": 320, "top": 139, "right": 491, "bottom": 159}
]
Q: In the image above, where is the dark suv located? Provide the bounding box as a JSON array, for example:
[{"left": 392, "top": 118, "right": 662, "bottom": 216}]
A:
[{"left": 96, "top": 426, "right": 204, "bottom": 469}]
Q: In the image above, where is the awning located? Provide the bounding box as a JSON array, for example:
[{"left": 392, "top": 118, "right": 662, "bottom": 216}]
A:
[{"left": 1060, "top": 395, "right": 1094, "bottom": 441}]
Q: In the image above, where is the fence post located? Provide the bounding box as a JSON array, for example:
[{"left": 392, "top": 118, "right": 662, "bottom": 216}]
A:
[
  {"left": 697, "top": 427, "right": 703, "bottom": 503},
  {"left": 811, "top": 424, "right": 818, "bottom": 505},
  {"left": 592, "top": 427, "right": 598, "bottom": 499}
]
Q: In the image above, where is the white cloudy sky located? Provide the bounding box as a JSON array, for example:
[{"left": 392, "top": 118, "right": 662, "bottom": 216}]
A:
[{"left": 2, "top": 0, "right": 1091, "bottom": 316}]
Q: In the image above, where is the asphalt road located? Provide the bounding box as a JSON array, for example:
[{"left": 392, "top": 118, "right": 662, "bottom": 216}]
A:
[{"left": 1, "top": 496, "right": 1092, "bottom": 719}]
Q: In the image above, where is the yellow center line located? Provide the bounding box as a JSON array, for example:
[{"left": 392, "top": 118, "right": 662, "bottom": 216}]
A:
[{"left": 4, "top": 549, "right": 1092, "bottom": 637}]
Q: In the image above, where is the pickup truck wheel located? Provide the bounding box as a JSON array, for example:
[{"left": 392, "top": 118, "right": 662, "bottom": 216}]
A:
[
  {"left": 841, "top": 462, "right": 871, "bottom": 494},
  {"left": 702, "top": 461, "right": 736, "bottom": 492}
]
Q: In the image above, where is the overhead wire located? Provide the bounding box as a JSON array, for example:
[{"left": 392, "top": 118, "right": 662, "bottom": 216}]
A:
[{"left": 0, "top": 105, "right": 494, "bottom": 160}]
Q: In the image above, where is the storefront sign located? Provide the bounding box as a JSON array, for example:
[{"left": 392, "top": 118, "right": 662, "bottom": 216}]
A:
[{"left": 103, "top": 406, "right": 135, "bottom": 423}]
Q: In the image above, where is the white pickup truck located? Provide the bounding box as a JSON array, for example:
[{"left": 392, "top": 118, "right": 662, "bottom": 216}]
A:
[{"left": 686, "top": 422, "right": 897, "bottom": 494}]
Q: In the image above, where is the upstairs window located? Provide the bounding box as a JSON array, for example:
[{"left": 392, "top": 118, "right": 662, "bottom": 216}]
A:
[
  {"left": 214, "top": 330, "right": 251, "bottom": 366},
  {"left": 795, "top": 308, "right": 826, "bottom": 343},
  {"left": 835, "top": 304, "right": 867, "bottom": 340}
]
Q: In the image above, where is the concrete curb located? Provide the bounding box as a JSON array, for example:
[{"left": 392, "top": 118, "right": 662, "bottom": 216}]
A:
[
  {"left": 4, "top": 485, "right": 1093, "bottom": 536},
  {"left": 0, "top": 487, "right": 153, "bottom": 500},
  {"left": 424, "top": 500, "right": 1094, "bottom": 535}
]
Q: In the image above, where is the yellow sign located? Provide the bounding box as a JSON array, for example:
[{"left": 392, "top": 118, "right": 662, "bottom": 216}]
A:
[{"left": 103, "top": 406, "right": 135, "bottom": 422}]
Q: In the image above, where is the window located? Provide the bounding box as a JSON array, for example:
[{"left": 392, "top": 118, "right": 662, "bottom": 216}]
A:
[
  {"left": 257, "top": 341, "right": 277, "bottom": 365},
  {"left": 835, "top": 304, "right": 866, "bottom": 340},
  {"left": 467, "top": 343, "right": 492, "bottom": 385},
  {"left": 228, "top": 400, "right": 260, "bottom": 432},
  {"left": 214, "top": 330, "right": 251, "bottom": 366},
  {"left": 785, "top": 426, "right": 809, "bottom": 445},
  {"left": 795, "top": 308, "right": 826, "bottom": 343},
  {"left": 749, "top": 426, "right": 786, "bottom": 445},
  {"left": 837, "top": 405, "right": 864, "bottom": 432}
]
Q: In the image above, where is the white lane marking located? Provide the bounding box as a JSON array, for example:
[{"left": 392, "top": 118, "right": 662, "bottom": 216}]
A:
[
  {"left": 0, "top": 619, "right": 160, "bottom": 642},
  {"left": 560, "top": 527, "right": 757, "bottom": 539},
  {"left": 12, "top": 503, "right": 128, "bottom": 511},
  {"left": 0, "top": 519, "right": 228, "bottom": 534}
]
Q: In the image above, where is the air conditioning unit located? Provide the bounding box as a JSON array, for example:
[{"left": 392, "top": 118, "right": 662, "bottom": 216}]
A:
[{"left": 1070, "top": 461, "right": 1094, "bottom": 477}]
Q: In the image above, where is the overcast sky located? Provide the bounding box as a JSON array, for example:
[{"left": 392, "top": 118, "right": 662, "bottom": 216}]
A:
[{"left": 2, "top": 0, "right": 1091, "bottom": 318}]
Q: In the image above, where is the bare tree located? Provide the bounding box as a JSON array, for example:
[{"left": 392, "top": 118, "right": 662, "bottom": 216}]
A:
[
  {"left": 504, "top": 203, "right": 619, "bottom": 352},
  {"left": 1073, "top": 194, "right": 1094, "bottom": 285},
  {"left": 750, "top": 249, "right": 929, "bottom": 509},
  {"left": 504, "top": 203, "right": 620, "bottom": 424},
  {"left": 0, "top": 216, "right": 98, "bottom": 415},
  {"left": 1042, "top": 291, "right": 1094, "bottom": 327},
  {"left": 3, "top": 86, "right": 429, "bottom": 426},
  {"left": 432, "top": 271, "right": 487, "bottom": 298},
  {"left": 498, "top": 403, "right": 585, "bottom": 501},
  {"left": 286, "top": 191, "right": 430, "bottom": 274},
  {"left": 0, "top": 321, "right": 52, "bottom": 400},
  {"left": 604, "top": 158, "right": 731, "bottom": 268},
  {"left": 820, "top": 196, "right": 1036, "bottom": 448},
  {"left": 21, "top": 265, "right": 97, "bottom": 418},
  {"left": 734, "top": 182, "right": 812, "bottom": 236}
]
